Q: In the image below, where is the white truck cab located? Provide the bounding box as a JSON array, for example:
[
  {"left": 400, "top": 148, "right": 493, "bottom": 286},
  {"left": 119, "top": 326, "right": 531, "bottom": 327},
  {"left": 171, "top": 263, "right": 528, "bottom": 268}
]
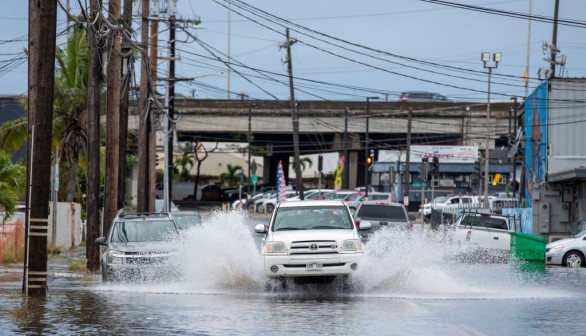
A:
[{"left": 453, "top": 213, "right": 511, "bottom": 251}]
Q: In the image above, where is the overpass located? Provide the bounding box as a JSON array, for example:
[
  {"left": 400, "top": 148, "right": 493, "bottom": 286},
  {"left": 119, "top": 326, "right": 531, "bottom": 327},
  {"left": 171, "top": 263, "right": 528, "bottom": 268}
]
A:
[{"left": 129, "top": 99, "right": 516, "bottom": 188}]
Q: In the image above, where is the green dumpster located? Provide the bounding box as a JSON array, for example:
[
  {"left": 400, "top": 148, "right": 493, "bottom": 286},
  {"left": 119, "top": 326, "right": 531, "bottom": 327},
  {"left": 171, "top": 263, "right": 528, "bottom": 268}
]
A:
[{"left": 509, "top": 232, "right": 547, "bottom": 272}]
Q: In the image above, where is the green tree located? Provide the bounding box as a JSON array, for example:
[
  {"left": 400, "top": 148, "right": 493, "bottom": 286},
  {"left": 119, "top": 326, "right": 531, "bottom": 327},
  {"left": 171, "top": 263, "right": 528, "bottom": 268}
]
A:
[
  {"left": 291, "top": 157, "right": 313, "bottom": 171},
  {"left": 0, "top": 23, "right": 93, "bottom": 203},
  {"left": 220, "top": 164, "right": 243, "bottom": 187},
  {"left": 174, "top": 152, "right": 194, "bottom": 182},
  {"left": 0, "top": 151, "right": 26, "bottom": 217}
]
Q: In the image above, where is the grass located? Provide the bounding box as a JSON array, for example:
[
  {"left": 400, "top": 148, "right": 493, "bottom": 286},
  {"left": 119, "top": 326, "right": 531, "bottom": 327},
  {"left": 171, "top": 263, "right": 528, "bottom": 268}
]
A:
[
  {"left": 47, "top": 245, "right": 62, "bottom": 255},
  {"left": 67, "top": 258, "right": 88, "bottom": 273},
  {"left": 1, "top": 237, "right": 24, "bottom": 264}
]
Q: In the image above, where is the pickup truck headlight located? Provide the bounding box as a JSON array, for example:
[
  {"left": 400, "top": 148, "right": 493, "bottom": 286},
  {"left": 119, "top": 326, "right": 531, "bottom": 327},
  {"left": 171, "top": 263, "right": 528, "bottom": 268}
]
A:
[
  {"left": 265, "top": 241, "right": 287, "bottom": 254},
  {"left": 106, "top": 249, "right": 125, "bottom": 264},
  {"left": 341, "top": 239, "right": 363, "bottom": 252}
]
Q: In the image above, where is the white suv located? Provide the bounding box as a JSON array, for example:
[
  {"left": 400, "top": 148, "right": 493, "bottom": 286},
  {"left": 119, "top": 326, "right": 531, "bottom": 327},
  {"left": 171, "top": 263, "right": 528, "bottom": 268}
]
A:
[{"left": 255, "top": 200, "right": 370, "bottom": 280}]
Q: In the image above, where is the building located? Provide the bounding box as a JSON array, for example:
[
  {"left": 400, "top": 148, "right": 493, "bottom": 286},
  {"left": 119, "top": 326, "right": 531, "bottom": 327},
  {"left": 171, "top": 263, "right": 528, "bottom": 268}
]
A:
[{"left": 523, "top": 78, "right": 586, "bottom": 241}]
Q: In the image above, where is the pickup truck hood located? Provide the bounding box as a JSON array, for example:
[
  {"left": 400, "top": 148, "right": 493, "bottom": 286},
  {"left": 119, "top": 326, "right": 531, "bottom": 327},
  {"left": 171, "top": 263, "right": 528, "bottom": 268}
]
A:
[{"left": 269, "top": 229, "right": 359, "bottom": 244}]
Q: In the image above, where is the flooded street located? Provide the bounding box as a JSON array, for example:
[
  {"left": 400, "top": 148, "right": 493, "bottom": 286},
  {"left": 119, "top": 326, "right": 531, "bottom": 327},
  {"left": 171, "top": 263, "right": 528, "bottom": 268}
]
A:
[{"left": 2, "top": 211, "right": 586, "bottom": 335}]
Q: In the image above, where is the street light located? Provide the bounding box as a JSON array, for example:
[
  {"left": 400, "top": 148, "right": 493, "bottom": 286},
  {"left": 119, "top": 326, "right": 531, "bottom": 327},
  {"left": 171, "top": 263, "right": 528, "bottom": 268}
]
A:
[
  {"left": 365, "top": 96, "right": 379, "bottom": 199},
  {"left": 481, "top": 52, "right": 501, "bottom": 208}
]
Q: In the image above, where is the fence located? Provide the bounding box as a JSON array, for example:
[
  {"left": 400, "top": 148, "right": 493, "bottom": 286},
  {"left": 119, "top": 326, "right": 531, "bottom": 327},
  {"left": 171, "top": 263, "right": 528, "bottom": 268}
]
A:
[{"left": 0, "top": 217, "right": 25, "bottom": 264}]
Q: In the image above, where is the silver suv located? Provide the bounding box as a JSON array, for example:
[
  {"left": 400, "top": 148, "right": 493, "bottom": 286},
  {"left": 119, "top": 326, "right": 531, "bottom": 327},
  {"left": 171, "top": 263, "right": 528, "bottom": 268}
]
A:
[
  {"left": 96, "top": 210, "right": 180, "bottom": 282},
  {"left": 353, "top": 201, "right": 413, "bottom": 241}
]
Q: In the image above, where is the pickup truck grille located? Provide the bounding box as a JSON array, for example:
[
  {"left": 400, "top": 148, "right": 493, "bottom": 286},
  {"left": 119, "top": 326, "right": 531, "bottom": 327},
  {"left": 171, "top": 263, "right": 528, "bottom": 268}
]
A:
[{"left": 290, "top": 240, "right": 338, "bottom": 254}]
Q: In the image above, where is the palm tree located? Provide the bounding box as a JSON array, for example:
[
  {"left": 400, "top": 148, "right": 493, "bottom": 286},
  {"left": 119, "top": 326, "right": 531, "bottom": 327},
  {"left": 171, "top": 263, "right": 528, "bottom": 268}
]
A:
[
  {"left": 174, "top": 152, "right": 194, "bottom": 182},
  {"left": 220, "top": 164, "right": 243, "bottom": 187},
  {"left": 0, "top": 24, "right": 91, "bottom": 203},
  {"left": 291, "top": 157, "right": 313, "bottom": 171},
  {"left": 0, "top": 150, "right": 26, "bottom": 217}
]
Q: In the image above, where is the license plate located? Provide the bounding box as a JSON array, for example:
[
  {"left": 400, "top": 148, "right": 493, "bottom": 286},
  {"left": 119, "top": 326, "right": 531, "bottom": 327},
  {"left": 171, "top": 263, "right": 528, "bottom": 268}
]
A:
[{"left": 306, "top": 262, "right": 323, "bottom": 270}]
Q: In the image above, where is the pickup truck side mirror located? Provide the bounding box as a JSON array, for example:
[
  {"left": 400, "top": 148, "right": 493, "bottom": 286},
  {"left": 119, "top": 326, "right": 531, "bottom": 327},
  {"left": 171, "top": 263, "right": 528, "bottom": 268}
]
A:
[
  {"left": 254, "top": 224, "right": 268, "bottom": 234},
  {"left": 95, "top": 237, "right": 107, "bottom": 246}
]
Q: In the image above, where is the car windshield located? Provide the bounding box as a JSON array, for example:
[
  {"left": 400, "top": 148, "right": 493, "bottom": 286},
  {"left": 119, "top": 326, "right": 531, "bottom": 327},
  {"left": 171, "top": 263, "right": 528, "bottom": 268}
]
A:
[
  {"left": 173, "top": 213, "right": 202, "bottom": 229},
  {"left": 356, "top": 204, "right": 407, "bottom": 221},
  {"left": 344, "top": 193, "right": 363, "bottom": 201},
  {"left": 432, "top": 196, "right": 448, "bottom": 203},
  {"left": 110, "top": 220, "right": 176, "bottom": 243},
  {"left": 272, "top": 206, "right": 353, "bottom": 231}
]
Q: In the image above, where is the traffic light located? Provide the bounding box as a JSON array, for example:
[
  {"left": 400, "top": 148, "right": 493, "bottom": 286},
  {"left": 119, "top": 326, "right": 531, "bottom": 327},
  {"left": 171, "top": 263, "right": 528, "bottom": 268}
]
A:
[
  {"left": 474, "top": 160, "right": 481, "bottom": 175},
  {"left": 419, "top": 158, "right": 428, "bottom": 182},
  {"left": 492, "top": 173, "right": 502, "bottom": 186},
  {"left": 367, "top": 150, "right": 374, "bottom": 168},
  {"left": 318, "top": 155, "right": 323, "bottom": 172},
  {"left": 432, "top": 156, "right": 440, "bottom": 173}
]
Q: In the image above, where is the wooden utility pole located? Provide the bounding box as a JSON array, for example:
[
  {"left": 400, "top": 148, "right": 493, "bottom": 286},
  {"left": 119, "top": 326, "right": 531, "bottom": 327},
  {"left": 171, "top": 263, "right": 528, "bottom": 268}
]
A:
[
  {"left": 167, "top": 13, "right": 176, "bottom": 209},
  {"left": 404, "top": 108, "right": 412, "bottom": 206},
  {"left": 550, "top": 0, "right": 560, "bottom": 77},
  {"left": 118, "top": 0, "right": 133, "bottom": 210},
  {"left": 149, "top": 13, "right": 159, "bottom": 212},
  {"left": 104, "top": 0, "right": 121, "bottom": 234},
  {"left": 282, "top": 28, "right": 303, "bottom": 199},
  {"left": 25, "top": 0, "right": 57, "bottom": 296},
  {"left": 86, "top": 0, "right": 102, "bottom": 272},
  {"left": 137, "top": 0, "right": 151, "bottom": 213}
]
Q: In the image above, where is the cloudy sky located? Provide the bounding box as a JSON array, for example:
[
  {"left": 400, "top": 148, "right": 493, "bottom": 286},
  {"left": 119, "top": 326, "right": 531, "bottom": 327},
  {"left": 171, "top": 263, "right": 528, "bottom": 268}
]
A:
[{"left": 2, "top": 1, "right": 585, "bottom": 102}]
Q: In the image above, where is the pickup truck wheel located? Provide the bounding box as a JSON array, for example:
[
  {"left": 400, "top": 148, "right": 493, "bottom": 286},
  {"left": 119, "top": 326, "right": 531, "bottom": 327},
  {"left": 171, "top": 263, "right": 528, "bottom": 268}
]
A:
[{"left": 563, "top": 251, "right": 584, "bottom": 268}]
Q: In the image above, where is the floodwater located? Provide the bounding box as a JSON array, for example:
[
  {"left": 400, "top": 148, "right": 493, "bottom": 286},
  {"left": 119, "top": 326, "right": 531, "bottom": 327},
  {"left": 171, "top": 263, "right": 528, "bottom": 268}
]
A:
[{"left": 1, "top": 211, "right": 586, "bottom": 335}]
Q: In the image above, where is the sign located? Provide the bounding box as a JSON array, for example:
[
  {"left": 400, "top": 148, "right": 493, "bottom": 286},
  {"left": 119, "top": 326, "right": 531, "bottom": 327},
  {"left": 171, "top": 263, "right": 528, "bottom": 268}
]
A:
[
  {"left": 252, "top": 175, "right": 258, "bottom": 185},
  {"left": 410, "top": 145, "right": 478, "bottom": 162},
  {"left": 334, "top": 156, "right": 345, "bottom": 190}
]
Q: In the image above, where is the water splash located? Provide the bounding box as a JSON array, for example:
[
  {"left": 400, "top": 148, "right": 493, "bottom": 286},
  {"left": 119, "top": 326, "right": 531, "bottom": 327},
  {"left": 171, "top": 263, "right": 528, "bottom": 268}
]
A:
[{"left": 96, "top": 212, "right": 573, "bottom": 299}]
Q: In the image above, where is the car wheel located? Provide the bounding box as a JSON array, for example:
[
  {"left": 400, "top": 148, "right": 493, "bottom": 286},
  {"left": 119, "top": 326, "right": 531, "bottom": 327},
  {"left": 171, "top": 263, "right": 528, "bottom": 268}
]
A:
[
  {"left": 266, "top": 204, "right": 275, "bottom": 213},
  {"left": 563, "top": 251, "right": 585, "bottom": 268}
]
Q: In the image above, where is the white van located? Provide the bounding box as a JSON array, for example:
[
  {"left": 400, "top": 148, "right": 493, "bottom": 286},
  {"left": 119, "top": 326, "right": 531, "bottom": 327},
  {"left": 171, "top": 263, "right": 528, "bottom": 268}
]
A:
[
  {"left": 155, "top": 182, "right": 199, "bottom": 201},
  {"left": 453, "top": 213, "right": 511, "bottom": 252}
]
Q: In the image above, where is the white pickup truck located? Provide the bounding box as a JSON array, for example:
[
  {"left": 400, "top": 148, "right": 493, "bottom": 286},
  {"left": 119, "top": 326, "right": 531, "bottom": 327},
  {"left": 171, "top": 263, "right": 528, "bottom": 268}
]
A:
[
  {"left": 420, "top": 195, "right": 481, "bottom": 221},
  {"left": 452, "top": 213, "right": 512, "bottom": 261}
]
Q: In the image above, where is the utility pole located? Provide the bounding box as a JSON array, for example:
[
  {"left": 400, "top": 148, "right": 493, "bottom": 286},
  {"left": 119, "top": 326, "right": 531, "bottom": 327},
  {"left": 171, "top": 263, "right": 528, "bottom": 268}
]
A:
[
  {"left": 149, "top": 6, "right": 159, "bottom": 212},
  {"left": 404, "top": 108, "right": 412, "bottom": 206},
  {"left": 166, "top": 9, "right": 177, "bottom": 212},
  {"left": 104, "top": 0, "right": 121, "bottom": 234},
  {"left": 86, "top": 0, "right": 102, "bottom": 272},
  {"left": 25, "top": 0, "right": 57, "bottom": 296},
  {"left": 343, "top": 107, "right": 350, "bottom": 190},
  {"left": 118, "top": 0, "right": 133, "bottom": 210},
  {"left": 550, "top": 0, "right": 560, "bottom": 78},
  {"left": 137, "top": 0, "right": 151, "bottom": 213},
  {"left": 282, "top": 28, "right": 303, "bottom": 200}
]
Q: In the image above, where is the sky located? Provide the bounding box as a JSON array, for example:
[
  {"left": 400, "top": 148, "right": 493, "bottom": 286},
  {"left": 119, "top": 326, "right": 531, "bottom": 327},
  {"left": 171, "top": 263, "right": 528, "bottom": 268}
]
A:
[{"left": 1, "top": 1, "right": 586, "bottom": 102}]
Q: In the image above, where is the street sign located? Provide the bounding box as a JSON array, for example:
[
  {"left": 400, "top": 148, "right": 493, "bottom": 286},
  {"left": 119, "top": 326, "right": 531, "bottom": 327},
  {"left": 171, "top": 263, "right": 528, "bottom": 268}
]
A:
[{"left": 252, "top": 175, "right": 258, "bottom": 185}]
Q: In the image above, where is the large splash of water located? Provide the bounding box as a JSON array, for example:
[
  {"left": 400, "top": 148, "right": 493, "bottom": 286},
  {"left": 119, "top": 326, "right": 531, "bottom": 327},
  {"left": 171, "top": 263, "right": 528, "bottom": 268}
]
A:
[{"left": 97, "top": 211, "right": 572, "bottom": 299}]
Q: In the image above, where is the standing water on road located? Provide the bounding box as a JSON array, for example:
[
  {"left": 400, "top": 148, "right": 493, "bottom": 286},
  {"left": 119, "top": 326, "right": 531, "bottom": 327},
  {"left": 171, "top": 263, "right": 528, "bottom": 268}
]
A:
[{"left": 2, "top": 210, "right": 586, "bottom": 335}]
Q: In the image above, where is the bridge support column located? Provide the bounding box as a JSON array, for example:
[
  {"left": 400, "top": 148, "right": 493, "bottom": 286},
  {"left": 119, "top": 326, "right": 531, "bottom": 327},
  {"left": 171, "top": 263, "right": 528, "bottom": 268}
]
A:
[{"left": 263, "top": 154, "right": 290, "bottom": 188}]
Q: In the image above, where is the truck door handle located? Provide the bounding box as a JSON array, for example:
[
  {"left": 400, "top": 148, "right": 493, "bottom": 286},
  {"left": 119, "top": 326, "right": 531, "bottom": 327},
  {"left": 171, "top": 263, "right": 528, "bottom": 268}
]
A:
[{"left": 493, "top": 237, "right": 499, "bottom": 240}]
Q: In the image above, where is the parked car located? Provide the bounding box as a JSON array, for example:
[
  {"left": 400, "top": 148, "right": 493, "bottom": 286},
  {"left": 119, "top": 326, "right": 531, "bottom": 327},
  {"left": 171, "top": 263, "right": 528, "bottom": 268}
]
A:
[
  {"left": 420, "top": 194, "right": 481, "bottom": 221},
  {"left": 546, "top": 230, "right": 586, "bottom": 267},
  {"left": 198, "top": 184, "right": 225, "bottom": 202},
  {"left": 254, "top": 200, "right": 370, "bottom": 282},
  {"left": 452, "top": 212, "right": 511, "bottom": 262},
  {"left": 398, "top": 91, "right": 450, "bottom": 102},
  {"left": 258, "top": 190, "right": 298, "bottom": 213},
  {"left": 155, "top": 182, "right": 196, "bottom": 201},
  {"left": 171, "top": 211, "right": 202, "bottom": 229},
  {"left": 353, "top": 201, "right": 413, "bottom": 241},
  {"left": 95, "top": 211, "right": 180, "bottom": 282},
  {"left": 323, "top": 190, "right": 355, "bottom": 201}
]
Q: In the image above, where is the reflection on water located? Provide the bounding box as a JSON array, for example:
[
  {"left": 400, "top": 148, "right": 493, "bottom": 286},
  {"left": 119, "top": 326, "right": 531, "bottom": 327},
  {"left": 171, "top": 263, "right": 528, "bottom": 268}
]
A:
[{"left": 1, "top": 211, "right": 586, "bottom": 335}]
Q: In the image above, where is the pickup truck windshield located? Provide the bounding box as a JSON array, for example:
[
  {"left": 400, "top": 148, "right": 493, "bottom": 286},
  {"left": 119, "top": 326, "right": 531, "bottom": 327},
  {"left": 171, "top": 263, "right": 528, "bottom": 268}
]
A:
[{"left": 273, "top": 206, "right": 353, "bottom": 231}]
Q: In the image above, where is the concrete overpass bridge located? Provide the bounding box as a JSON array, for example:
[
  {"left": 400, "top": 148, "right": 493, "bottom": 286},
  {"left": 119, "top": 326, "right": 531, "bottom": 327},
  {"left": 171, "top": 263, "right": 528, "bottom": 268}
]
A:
[{"left": 131, "top": 99, "right": 516, "bottom": 188}]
